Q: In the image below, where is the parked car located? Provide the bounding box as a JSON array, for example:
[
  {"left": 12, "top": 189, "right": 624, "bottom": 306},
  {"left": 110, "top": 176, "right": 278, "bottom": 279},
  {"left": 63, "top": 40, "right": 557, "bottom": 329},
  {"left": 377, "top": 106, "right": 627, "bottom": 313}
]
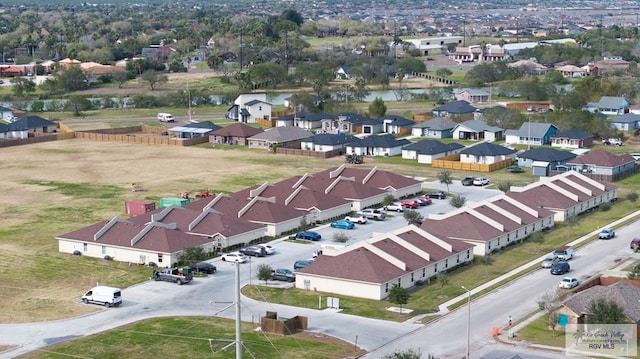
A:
[
  {"left": 192, "top": 261, "right": 217, "bottom": 274},
  {"left": 330, "top": 220, "right": 355, "bottom": 229},
  {"left": 559, "top": 277, "right": 579, "bottom": 289},
  {"left": 358, "top": 208, "right": 386, "bottom": 220},
  {"left": 221, "top": 252, "right": 248, "bottom": 263},
  {"left": 461, "top": 176, "right": 475, "bottom": 186},
  {"left": 384, "top": 202, "right": 405, "bottom": 212},
  {"left": 598, "top": 228, "right": 615, "bottom": 239},
  {"left": 553, "top": 245, "right": 574, "bottom": 260},
  {"left": 255, "top": 244, "right": 276, "bottom": 255},
  {"left": 272, "top": 268, "right": 296, "bottom": 282},
  {"left": 630, "top": 153, "right": 640, "bottom": 161},
  {"left": 506, "top": 166, "right": 524, "bottom": 173},
  {"left": 541, "top": 256, "right": 559, "bottom": 268},
  {"left": 413, "top": 197, "right": 431, "bottom": 206},
  {"left": 400, "top": 199, "right": 419, "bottom": 209},
  {"left": 344, "top": 214, "right": 368, "bottom": 224},
  {"left": 473, "top": 177, "right": 490, "bottom": 186},
  {"left": 293, "top": 259, "right": 314, "bottom": 270},
  {"left": 550, "top": 261, "right": 570, "bottom": 275},
  {"left": 293, "top": 231, "right": 322, "bottom": 241},
  {"left": 631, "top": 237, "right": 640, "bottom": 250},
  {"left": 424, "top": 191, "right": 446, "bottom": 199},
  {"left": 239, "top": 246, "right": 266, "bottom": 257}
]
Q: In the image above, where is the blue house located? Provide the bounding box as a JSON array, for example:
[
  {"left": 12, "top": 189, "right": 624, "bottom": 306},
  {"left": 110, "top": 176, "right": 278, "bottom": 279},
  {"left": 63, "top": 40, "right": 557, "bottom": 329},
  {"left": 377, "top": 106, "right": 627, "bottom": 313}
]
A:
[
  {"left": 517, "top": 147, "right": 577, "bottom": 176},
  {"left": 584, "top": 96, "right": 630, "bottom": 116},
  {"left": 345, "top": 134, "right": 411, "bottom": 157},
  {"left": 432, "top": 100, "right": 477, "bottom": 117},
  {"left": 411, "top": 117, "right": 456, "bottom": 138},
  {"left": 402, "top": 140, "right": 465, "bottom": 164},
  {"left": 504, "top": 122, "right": 558, "bottom": 146},
  {"left": 610, "top": 113, "right": 640, "bottom": 131}
]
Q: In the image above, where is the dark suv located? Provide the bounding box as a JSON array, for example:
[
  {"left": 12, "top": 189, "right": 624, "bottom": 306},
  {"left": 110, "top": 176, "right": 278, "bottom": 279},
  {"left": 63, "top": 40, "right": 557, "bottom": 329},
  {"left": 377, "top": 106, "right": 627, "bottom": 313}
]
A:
[
  {"left": 550, "top": 261, "right": 570, "bottom": 275},
  {"left": 461, "top": 177, "right": 475, "bottom": 186},
  {"left": 424, "top": 191, "right": 446, "bottom": 199},
  {"left": 239, "top": 246, "right": 266, "bottom": 257},
  {"left": 192, "top": 262, "right": 217, "bottom": 274}
]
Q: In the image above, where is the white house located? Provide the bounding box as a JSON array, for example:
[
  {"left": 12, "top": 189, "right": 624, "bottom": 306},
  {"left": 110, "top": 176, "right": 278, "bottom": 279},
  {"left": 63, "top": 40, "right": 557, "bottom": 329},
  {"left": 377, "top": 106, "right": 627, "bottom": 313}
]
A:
[{"left": 225, "top": 93, "right": 271, "bottom": 123}]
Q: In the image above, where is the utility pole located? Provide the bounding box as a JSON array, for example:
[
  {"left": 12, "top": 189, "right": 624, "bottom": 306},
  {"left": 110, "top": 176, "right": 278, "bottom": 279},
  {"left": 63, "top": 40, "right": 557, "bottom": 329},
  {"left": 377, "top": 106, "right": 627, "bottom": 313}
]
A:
[
  {"left": 234, "top": 262, "right": 242, "bottom": 359},
  {"left": 463, "top": 19, "right": 466, "bottom": 47},
  {"left": 239, "top": 28, "right": 243, "bottom": 73}
]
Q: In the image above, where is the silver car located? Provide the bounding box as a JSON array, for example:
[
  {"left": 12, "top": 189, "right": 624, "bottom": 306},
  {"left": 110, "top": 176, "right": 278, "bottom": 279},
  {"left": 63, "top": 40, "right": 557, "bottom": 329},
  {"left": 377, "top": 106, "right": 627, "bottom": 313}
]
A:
[{"left": 541, "top": 256, "right": 559, "bottom": 268}]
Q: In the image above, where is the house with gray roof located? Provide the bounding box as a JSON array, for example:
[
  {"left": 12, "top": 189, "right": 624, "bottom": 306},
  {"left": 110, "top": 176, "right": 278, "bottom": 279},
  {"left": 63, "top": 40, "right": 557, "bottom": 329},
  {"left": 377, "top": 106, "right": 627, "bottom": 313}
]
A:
[
  {"left": 452, "top": 119, "right": 504, "bottom": 141},
  {"left": 557, "top": 281, "right": 640, "bottom": 330},
  {"left": 551, "top": 129, "right": 594, "bottom": 149},
  {"left": 380, "top": 115, "right": 415, "bottom": 135},
  {"left": 454, "top": 88, "right": 490, "bottom": 103},
  {"left": 517, "top": 147, "right": 577, "bottom": 176},
  {"left": 584, "top": 96, "right": 630, "bottom": 116},
  {"left": 610, "top": 113, "right": 640, "bottom": 131},
  {"left": 345, "top": 134, "right": 411, "bottom": 157},
  {"left": 564, "top": 150, "right": 636, "bottom": 180},
  {"left": 321, "top": 112, "right": 382, "bottom": 135},
  {"left": 168, "top": 121, "right": 221, "bottom": 139},
  {"left": 432, "top": 100, "right": 478, "bottom": 117},
  {"left": 209, "top": 123, "right": 264, "bottom": 145},
  {"left": 3, "top": 115, "right": 56, "bottom": 139},
  {"left": 411, "top": 117, "right": 456, "bottom": 138},
  {"left": 0, "top": 105, "right": 16, "bottom": 122},
  {"left": 247, "top": 126, "right": 313, "bottom": 150},
  {"left": 294, "top": 225, "right": 475, "bottom": 300},
  {"left": 459, "top": 142, "right": 515, "bottom": 164},
  {"left": 300, "top": 133, "right": 358, "bottom": 152},
  {"left": 402, "top": 139, "right": 465, "bottom": 164},
  {"left": 504, "top": 122, "right": 558, "bottom": 146},
  {"left": 226, "top": 93, "right": 271, "bottom": 123},
  {"left": 276, "top": 111, "right": 334, "bottom": 131}
]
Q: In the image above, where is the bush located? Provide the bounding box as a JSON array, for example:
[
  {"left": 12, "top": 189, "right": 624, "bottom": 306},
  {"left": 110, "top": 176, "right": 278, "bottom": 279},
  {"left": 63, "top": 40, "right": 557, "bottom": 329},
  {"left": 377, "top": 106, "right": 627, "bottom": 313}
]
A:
[
  {"left": 333, "top": 232, "right": 349, "bottom": 243},
  {"left": 627, "top": 192, "right": 638, "bottom": 203},
  {"left": 599, "top": 202, "right": 611, "bottom": 212}
]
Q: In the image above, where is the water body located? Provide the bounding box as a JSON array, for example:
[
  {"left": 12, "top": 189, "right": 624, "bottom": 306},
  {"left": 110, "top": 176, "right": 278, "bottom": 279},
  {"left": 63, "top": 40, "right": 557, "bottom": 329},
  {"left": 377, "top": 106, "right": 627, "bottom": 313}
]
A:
[{"left": 267, "top": 88, "right": 440, "bottom": 105}]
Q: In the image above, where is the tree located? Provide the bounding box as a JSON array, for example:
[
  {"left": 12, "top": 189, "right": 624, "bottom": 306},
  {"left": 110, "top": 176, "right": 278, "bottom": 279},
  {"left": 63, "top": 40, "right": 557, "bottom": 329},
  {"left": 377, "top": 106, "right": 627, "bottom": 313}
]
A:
[
  {"left": 497, "top": 181, "right": 512, "bottom": 193},
  {"left": 352, "top": 78, "right": 370, "bottom": 102},
  {"left": 388, "top": 284, "right": 409, "bottom": 314},
  {"left": 627, "top": 192, "right": 638, "bottom": 203},
  {"left": 333, "top": 232, "right": 349, "bottom": 243},
  {"left": 64, "top": 96, "right": 92, "bottom": 116},
  {"left": 449, "top": 194, "right": 466, "bottom": 208},
  {"left": 57, "top": 65, "right": 88, "bottom": 92},
  {"left": 437, "top": 272, "right": 449, "bottom": 295},
  {"left": 177, "top": 246, "right": 207, "bottom": 265},
  {"left": 480, "top": 255, "right": 494, "bottom": 277},
  {"left": 435, "top": 68, "right": 452, "bottom": 78},
  {"left": 436, "top": 171, "right": 453, "bottom": 192},
  {"left": 140, "top": 71, "right": 168, "bottom": 90},
  {"left": 403, "top": 209, "right": 424, "bottom": 226},
  {"left": 537, "top": 288, "right": 562, "bottom": 337},
  {"left": 627, "top": 263, "right": 640, "bottom": 280},
  {"left": 586, "top": 298, "right": 627, "bottom": 324},
  {"left": 382, "top": 194, "right": 396, "bottom": 207},
  {"left": 10, "top": 77, "right": 36, "bottom": 97},
  {"left": 207, "top": 55, "right": 222, "bottom": 71},
  {"left": 113, "top": 71, "right": 130, "bottom": 89},
  {"left": 382, "top": 349, "right": 428, "bottom": 359},
  {"left": 368, "top": 97, "right": 387, "bottom": 118},
  {"left": 256, "top": 263, "right": 273, "bottom": 285}
]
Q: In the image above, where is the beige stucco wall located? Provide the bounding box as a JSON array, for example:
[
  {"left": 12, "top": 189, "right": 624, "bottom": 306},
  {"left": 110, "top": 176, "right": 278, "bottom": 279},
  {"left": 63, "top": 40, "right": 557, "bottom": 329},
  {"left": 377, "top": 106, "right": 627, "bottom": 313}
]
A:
[{"left": 58, "top": 239, "right": 176, "bottom": 267}]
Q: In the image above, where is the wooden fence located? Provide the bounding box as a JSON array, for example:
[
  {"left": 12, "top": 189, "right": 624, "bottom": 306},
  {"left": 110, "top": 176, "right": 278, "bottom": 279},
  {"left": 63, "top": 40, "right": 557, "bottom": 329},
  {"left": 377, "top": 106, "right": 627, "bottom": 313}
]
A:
[
  {"left": 260, "top": 311, "right": 307, "bottom": 335},
  {"left": 432, "top": 154, "right": 513, "bottom": 172},
  {"left": 75, "top": 125, "right": 208, "bottom": 146},
  {"left": 256, "top": 118, "right": 276, "bottom": 128},
  {"left": 0, "top": 134, "right": 59, "bottom": 148},
  {"left": 275, "top": 147, "right": 344, "bottom": 158}
]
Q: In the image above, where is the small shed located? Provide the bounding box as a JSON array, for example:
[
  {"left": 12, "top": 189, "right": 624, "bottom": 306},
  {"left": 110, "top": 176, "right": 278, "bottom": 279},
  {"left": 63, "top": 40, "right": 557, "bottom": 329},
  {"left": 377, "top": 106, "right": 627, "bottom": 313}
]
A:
[
  {"left": 531, "top": 161, "right": 550, "bottom": 177},
  {"left": 159, "top": 197, "right": 191, "bottom": 208},
  {"left": 125, "top": 200, "right": 156, "bottom": 216}
]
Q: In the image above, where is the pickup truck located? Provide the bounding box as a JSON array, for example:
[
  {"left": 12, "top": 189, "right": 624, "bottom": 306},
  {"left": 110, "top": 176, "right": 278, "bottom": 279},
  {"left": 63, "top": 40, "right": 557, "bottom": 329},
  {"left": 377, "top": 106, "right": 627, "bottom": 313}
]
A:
[
  {"left": 357, "top": 208, "right": 386, "bottom": 221},
  {"left": 153, "top": 267, "right": 193, "bottom": 285}
]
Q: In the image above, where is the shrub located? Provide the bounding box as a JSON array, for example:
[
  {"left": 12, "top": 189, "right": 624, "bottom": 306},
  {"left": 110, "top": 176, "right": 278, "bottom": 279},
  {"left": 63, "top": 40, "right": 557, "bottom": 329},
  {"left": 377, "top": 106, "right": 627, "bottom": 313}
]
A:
[
  {"left": 599, "top": 202, "right": 611, "bottom": 212},
  {"left": 627, "top": 192, "right": 638, "bottom": 203},
  {"left": 333, "top": 232, "right": 349, "bottom": 243}
]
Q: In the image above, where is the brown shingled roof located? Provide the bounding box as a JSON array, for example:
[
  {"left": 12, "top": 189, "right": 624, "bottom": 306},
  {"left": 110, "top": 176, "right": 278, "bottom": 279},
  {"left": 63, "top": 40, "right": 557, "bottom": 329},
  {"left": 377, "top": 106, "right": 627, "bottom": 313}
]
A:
[
  {"left": 209, "top": 123, "right": 263, "bottom": 137},
  {"left": 562, "top": 281, "right": 640, "bottom": 324},
  {"left": 567, "top": 150, "right": 635, "bottom": 167}
]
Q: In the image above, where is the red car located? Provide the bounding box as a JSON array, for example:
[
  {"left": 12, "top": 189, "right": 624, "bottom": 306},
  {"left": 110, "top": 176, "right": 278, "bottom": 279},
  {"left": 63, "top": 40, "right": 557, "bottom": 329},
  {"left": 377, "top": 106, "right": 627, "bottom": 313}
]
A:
[{"left": 401, "top": 199, "right": 419, "bottom": 209}]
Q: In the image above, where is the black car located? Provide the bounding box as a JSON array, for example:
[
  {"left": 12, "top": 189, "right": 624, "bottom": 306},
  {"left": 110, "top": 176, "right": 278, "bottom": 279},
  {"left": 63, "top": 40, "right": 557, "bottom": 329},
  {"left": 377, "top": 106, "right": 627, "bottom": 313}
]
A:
[
  {"left": 272, "top": 268, "right": 296, "bottom": 282},
  {"left": 461, "top": 177, "right": 475, "bottom": 186},
  {"left": 192, "top": 261, "right": 217, "bottom": 274},
  {"left": 550, "top": 261, "right": 570, "bottom": 275},
  {"left": 424, "top": 191, "right": 446, "bottom": 199},
  {"left": 239, "top": 246, "right": 266, "bottom": 257}
]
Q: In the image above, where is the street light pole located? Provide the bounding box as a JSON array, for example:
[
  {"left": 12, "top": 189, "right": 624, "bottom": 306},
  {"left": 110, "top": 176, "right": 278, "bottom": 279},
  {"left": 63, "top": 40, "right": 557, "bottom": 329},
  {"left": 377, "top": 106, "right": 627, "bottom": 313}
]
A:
[{"left": 461, "top": 286, "right": 471, "bottom": 359}]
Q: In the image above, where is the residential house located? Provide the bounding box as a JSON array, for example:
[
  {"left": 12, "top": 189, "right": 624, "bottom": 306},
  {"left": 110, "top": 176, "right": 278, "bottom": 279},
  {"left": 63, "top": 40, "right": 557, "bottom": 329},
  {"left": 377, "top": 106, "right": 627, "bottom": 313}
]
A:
[
  {"left": 226, "top": 93, "right": 272, "bottom": 123},
  {"left": 320, "top": 112, "right": 381, "bottom": 135},
  {"left": 281, "top": 111, "right": 334, "bottom": 131},
  {"left": 411, "top": 117, "right": 456, "bottom": 138},
  {"left": 556, "top": 281, "right": 640, "bottom": 331},
  {"left": 507, "top": 59, "right": 549, "bottom": 75},
  {"left": 380, "top": 115, "right": 415, "bottom": 135},
  {"left": 283, "top": 94, "right": 323, "bottom": 109},
  {"left": 593, "top": 57, "right": 632, "bottom": 76},
  {"left": 335, "top": 65, "right": 353, "bottom": 79},
  {"left": 504, "top": 122, "right": 558, "bottom": 146},
  {"left": 432, "top": 100, "right": 478, "bottom": 118},
  {"left": 0, "top": 105, "right": 16, "bottom": 121},
  {"left": 584, "top": 96, "right": 630, "bottom": 116},
  {"left": 402, "top": 140, "right": 465, "bottom": 164},
  {"left": 167, "top": 121, "right": 221, "bottom": 139},
  {"left": 452, "top": 120, "right": 504, "bottom": 141},
  {"left": 294, "top": 225, "right": 474, "bottom": 300},
  {"left": 209, "top": 123, "right": 264, "bottom": 146},
  {"left": 2, "top": 115, "right": 57, "bottom": 139},
  {"left": 506, "top": 171, "right": 618, "bottom": 222},
  {"left": 404, "top": 36, "right": 464, "bottom": 56},
  {"left": 610, "top": 113, "right": 640, "bottom": 131},
  {"left": 300, "top": 133, "right": 358, "bottom": 152},
  {"left": 459, "top": 142, "right": 516, "bottom": 164},
  {"left": 555, "top": 64, "right": 587, "bottom": 78},
  {"left": 247, "top": 127, "right": 313, "bottom": 150},
  {"left": 564, "top": 150, "right": 637, "bottom": 180},
  {"left": 345, "top": 134, "right": 411, "bottom": 157},
  {"left": 517, "top": 148, "right": 577, "bottom": 176},
  {"left": 454, "top": 88, "right": 490, "bottom": 103},
  {"left": 551, "top": 129, "right": 594, "bottom": 149}
]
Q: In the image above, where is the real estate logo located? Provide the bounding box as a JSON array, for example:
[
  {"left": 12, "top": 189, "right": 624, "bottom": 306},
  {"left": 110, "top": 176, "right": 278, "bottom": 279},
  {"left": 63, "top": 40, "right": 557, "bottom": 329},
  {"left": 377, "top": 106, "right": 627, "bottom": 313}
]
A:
[{"left": 565, "top": 324, "right": 637, "bottom": 357}]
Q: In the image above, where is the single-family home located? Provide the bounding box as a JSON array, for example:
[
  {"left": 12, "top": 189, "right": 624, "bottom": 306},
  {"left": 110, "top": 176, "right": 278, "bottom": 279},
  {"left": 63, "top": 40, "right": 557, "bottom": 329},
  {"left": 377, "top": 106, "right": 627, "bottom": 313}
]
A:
[
  {"left": 226, "top": 93, "right": 272, "bottom": 123},
  {"left": 278, "top": 111, "right": 334, "bottom": 131},
  {"left": 452, "top": 119, "right": 504, "bottom": 141},
  {"left": 3, "top": 115, "right": 57, "bottom": 139},
  {"left": 380, "top": 115, "right": 415, "bottom": 135},
  {"left": 335, "top": 65, "right": 353, "bottom": 79},
  {"left": 517, "top": 147, "right": 577, "bottom": 176},
  {"left": 300, "top": 133, "right": 359, "bottom": 152},
  {"left": 167, "top": 121, "right": 221, "bottom": 139},
  {"left": 454, "top": 88, "right": 490, "bottom": 103},
  {"left": 248, "top": 127, "right": 313, "bottom": 150},
  {"left": 507, "top": 59, "right": 549, "bottom": 75},
  {"left": 411, "top": 117, "right": 456, "bottom": 138},
  {"left": 209, "top": 123, "right": 264, "bottom": 146},
  {"left": 345, "top": 134, "right": 411, "bottom": 157},
  {"left": 402, "top": 140, "right": 465, "bottom": 164},
  {"left": 432, "top": 100, "right": 478, "bottom": 117},
  {"left": 294, "top": 225, "right": 475, "bottom": 300},
  {"left": 584, "top": 96, "right": 630, "bottom": 116},
  {"left": 0, "top": 105, "right": 16, "bottom": 122},
  {"left": 551, "top": 129, "right": 594, "bottom": 149},
  {"left": 564, "top": 150, "right": 637, "bottom": 181},
  {"left": 321, "top": 113, "right": 381, "bottom": 135},
  {"left": 555, "top": 64, "right": 587, "bottom": 78},
  {"left": 504, "top": 122, "right": 558, "bottom": 146},
  {"left": 459, "top": 142, "right": 516, "bottom": 164},
  {"left": 283, "top": 94, "right": 323, "bottom": 109},
  {"left": 610, "top": 113, "right": 640, "bottom": 131}
]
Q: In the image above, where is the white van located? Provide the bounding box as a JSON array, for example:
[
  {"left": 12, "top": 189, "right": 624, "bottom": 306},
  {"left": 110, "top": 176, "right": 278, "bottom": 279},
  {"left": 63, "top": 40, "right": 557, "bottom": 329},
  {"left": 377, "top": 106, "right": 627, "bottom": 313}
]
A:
[
  {"left": 81, "top": 286, "right": 122, "bottom": 307},
  {"left": 157, "top": 113, "right": 175, "bottom": 122}
]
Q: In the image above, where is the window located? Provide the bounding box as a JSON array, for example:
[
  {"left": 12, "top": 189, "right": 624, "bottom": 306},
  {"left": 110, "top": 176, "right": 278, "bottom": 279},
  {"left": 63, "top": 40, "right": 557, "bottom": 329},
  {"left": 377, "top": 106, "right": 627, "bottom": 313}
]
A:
[
  {"left": 101, "top": 246, "right": 107, "bottom": 255},
  {"left": 158, "top": 253, "right": 163, "bottom": 263},
  {"left": 456, "top": 254, "right": 460, "bottom": 263},
  {"left": 83, "top": 243, "right": 87, "bottom": 252},
  {"left": 259, "top": 106, "right": 262, "bottom": 111},
  {"left": 411, "top": 273, "right": 414, "bottom": 282},
  {"left": 422, "top": 268, "right": 426, "bottom": 277},
  {"left": 385, "top": 283, "right": 389, "bottom": 293},
  {"left": 445, "top": 259, "right": 448, "bottom": 268},
  {"left": 434, "top": 263, "right": 438, "bottom": 273},
  {"left": 466, "top": 250, "right": 470, "bottom": 259},
  {"left": 397, "top": 278, "right": 401, "bottom": 286}
]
